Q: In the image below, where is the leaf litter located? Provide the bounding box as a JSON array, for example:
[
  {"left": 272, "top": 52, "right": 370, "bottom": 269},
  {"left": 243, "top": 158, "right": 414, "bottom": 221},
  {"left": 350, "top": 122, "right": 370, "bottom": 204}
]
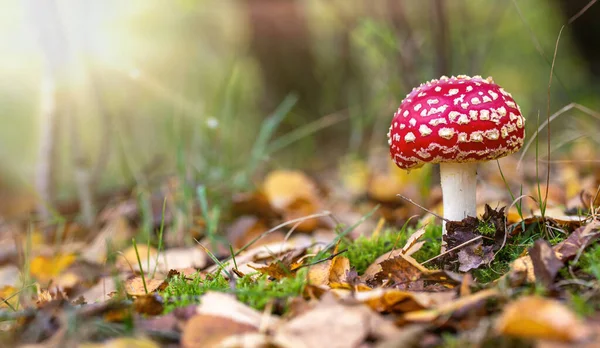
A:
[{"left": 2, "top": 157, "right": 600, "bottom": 347}]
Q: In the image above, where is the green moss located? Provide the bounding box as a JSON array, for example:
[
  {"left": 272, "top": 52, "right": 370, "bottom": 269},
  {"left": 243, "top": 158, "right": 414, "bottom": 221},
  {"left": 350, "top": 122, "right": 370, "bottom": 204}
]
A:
[
  {"left": 160, "top": 268, "right": 308, "bottom": 313},
  {"left": 342, "top": 224, "right": 442, "bottom": 274},
  {"left": 473, "top": 222, "right": 569, "bottom": 283},
  {"left": 579, "top": 244, "right": 600, "bottom": 280}
]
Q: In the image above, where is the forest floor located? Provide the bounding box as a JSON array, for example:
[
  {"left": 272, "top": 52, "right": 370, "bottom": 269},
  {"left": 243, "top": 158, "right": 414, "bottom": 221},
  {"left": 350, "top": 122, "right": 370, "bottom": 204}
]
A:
[{"left": 1, "top": 148, "right": 600, "bottom": 348}]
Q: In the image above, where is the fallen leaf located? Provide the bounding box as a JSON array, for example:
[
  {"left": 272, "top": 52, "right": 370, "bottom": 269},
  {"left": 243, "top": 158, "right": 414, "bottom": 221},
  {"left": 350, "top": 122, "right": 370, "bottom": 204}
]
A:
[
  {"left": 249, "top": 253, "right": 298, "bottom": 280},
  {"left": 181, "top": 314, "right": 257, "bottom": 348},
  {"left": 372, "top": 254, "right": 427, "bottom": 290},
  {"left": 80, "top": 337, "right": 160, "bottom": 348},
  {"left": 263, "top": 170, "right": 320, "bottom": 211},
  {"left": 195, "top": 292, "right": 279, "bottom": 329},
  {"left": 403, "top": 288, "right": 498, "bottom": 323},
  {"left": 30, "top": 253, "right": 77, "bottom": 284},
  {"left": 402, "top": 226, "right": 427, "bottom": 256},
  {"left": 273, "top": 294, "right": 400, "bottom": 348},
  {"left": 83, "top": 217, "right": 134, "bottom": 264},
  {"left": 529, "top": 239, "right": 563, "bottom": 287},
  {"left": 444, "top": 206, "right": 506, "bottom": 272},
  {"left": 0, "top": 285, "right": 18, "bottom": 309},
  {"left": 347, "top": 288, "right": 455, "bottom": 313},
  {"left": 553, "top": 220, "right": 600, "bottom": 262},
  {"left": 495, "top": 296, "right": 590, "bottom": 343},
  {"left": 125, "top": 277, "right": 166, "bottom": 297},
  {"left": 133, "top": 293, "right": 164, "bottom": 316},
  {"left": 117, "top": 245, "right": 158, "bottom": 273}
]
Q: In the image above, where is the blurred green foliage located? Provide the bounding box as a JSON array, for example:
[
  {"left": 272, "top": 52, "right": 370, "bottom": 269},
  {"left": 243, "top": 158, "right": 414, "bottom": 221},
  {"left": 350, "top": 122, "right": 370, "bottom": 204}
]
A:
[{"left": 0, "top": 0, "right": 598, "bottom": 203}]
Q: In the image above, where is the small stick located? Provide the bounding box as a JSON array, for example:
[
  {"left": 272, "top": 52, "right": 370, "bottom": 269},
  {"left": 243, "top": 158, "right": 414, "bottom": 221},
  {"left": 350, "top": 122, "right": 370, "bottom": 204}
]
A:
[
  {"left": 396, "top": 193, "right": 449, "bottom": 222},
  {"left": 422, "top": 235, "right": 483, "bottom": 265}
]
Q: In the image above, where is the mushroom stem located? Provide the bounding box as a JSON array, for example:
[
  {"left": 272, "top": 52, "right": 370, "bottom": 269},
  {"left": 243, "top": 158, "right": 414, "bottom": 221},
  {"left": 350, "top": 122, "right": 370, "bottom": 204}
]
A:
[{"left": 440, "top": 162, "right": 478, "bottom": 248}]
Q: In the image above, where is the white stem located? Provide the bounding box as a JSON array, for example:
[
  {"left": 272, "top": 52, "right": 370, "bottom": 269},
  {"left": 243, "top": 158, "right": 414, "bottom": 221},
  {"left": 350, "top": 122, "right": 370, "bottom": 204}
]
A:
[{"left": 440, "top": 162, "right": 478, "bottom": 242}]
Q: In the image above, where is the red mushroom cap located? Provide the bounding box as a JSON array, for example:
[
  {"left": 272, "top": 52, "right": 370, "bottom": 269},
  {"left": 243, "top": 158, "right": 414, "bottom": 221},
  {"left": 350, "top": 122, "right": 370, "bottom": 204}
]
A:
[{"left": 388, "top": 75, "right": 525, "bottom": 170}]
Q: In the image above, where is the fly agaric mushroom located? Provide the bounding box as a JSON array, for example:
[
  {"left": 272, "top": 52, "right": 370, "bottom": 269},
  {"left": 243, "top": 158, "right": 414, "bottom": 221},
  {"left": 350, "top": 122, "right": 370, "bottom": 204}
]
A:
[{"left": 387, "top": 75, "right": 525, "bottom": 246}]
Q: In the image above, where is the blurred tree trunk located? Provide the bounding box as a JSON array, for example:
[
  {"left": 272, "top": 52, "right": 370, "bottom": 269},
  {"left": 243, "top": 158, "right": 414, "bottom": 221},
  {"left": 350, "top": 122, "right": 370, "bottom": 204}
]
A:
[
  {"left": 26, "top": 0, "right": 69, "bottom": 223},
  {"left": 243, "top": 0, "right": 321, "bottom": 116}
]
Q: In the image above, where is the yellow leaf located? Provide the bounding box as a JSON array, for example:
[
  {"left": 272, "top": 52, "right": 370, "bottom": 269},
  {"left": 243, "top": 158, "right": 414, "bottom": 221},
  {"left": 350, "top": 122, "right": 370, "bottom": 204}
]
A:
[
  {"left": 263, "top": 170, "right": 319, "bottom": 211},
  {"left": 117, "top": 245, "right": 158, "bottom": 273},
  {"left": 30, "top": 253, "right": 76, "bottom": 284},
  {"left": 495, "top": 296, "right": 590, "bottom": 342},
  {"left": 81, "top": 337, "right": 160, "bottom": 348},
  {"left": 0, "top": 285, "right": 18, "bottom": 309}
]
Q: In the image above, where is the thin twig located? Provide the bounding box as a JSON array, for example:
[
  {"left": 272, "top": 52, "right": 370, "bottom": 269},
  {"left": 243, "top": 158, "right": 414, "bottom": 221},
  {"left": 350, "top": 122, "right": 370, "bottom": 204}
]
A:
[
  {"left": 396, "top": 193, "right": 449, "bottom": 222},
  {"left": 422, "top": 235, "right": 483, "bottom": 265},
  {"left": 568, "top": 0, "right": 597, "bottom": 24}
]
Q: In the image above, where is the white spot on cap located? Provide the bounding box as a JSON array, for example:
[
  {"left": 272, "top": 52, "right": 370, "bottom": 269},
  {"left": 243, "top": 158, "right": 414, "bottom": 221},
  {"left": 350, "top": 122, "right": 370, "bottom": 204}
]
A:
[
  {"left": 457, "top": 114, "right": 470, "bottom": 124},
  {"left": 501, "top": 126, "right": 509, "bottom": 138},
  {"left": 466, "top": 86, "right": 473, "bottom": 92},
  {"left": 448, "top": 111, "right": 461, "bottom": 122},
  {"left": 488, "top": 90, "right": 499, "bottom": 100},
  {"left": 457, "top": 132, "right": 468, "bottom": 142},
  {"left": 429, "top": 118, "right": 447, "bottom": 126},
  {"left": 479, "top": 109, "right": 490, "bottom": 120},
  {"left": 420, "top": 109, "right": 428, "bottom": 117},
  {"left": 516, "top": 116, "right": 524, "bottom": 128},
  {"left": 414, "top": 104, "right": 422, "bottom": 111},
  {"left": 470, "top": 131, "right": 483, "bottom": 142},
  {"left": 418, "top": 92, "right": 427, "bottom": 97},
  {"left": 447, "top": 89, "right": 459, "bottom": 96},
  {"left": 427, "top": 98, "right": 439, "bottom": 105},
  {"left": 403, "top": 110, "right": 409, "bottom": 117},
  {"left": 469, "top": 110, "right": 478, "bottom": 120},
  {"left": 438, "top": 128, "right": 455, "bottom": 139},
  {"left": 482, "top": 96, "right": 492, "bottom": 103},
  {"left": 435, "top": 86, "right": 442, "bottom": 92},
  {"left": 484, "top": 129, "right": 500, "bottom": 140},
  {"left": 506, "top": 100, "right": 517, "bottom": 108},
  {"left": 419, "top": 124, "right": 432, "bottom": 136},
  {"left": 405, "top": 132, "right": 416, "bottom": 142},
  {"left": 461, "top": 102, "right": 469, "bottom": 109},
  {"left": 471, "top": 97, "right": 481, "bottom": 105},
  {"left": 409, "top": 118, "right": 417, "bottom": 126},
  {"left": 400, "top": 124, "right": 406, "bottom": 129}
]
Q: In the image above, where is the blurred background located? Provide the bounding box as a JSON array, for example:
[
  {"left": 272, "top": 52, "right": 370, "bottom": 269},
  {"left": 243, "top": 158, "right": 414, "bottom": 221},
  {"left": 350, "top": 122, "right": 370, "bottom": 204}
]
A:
[{"left": 1, "top": 0, "right": 599, "bottom": 228}]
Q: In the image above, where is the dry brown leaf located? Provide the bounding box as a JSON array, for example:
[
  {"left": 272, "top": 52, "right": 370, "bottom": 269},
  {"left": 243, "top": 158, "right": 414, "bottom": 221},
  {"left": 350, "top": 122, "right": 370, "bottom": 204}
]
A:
[
  {"left": 226, "top": 216, "right": 270, "bottom": 249},
  {"left": 133, "top": 293, "right": 164, "bottom": 316},
  {"left": 495, "top": 296, "right": 591, "bottom": 343},
  {"left": 80, "top": 336, "right": 160, "bottom": 348},
  {"left": 83, "top": 217, "right": 134, "bottom": 264},
  {"left": 504, "top": 254, "right": 536, "bottom": 285},
  {"left": 347, "top": 288, "right": 455, "bottom": 313},
  {"left": 403, "top": 288, "right": 498, "bottom": 323},
  {"left": 263, "top": 170, "right": 320, "bottom": 211},
  {"left": 402, "top": 227, "right": 426, "bottom": 256},
  {"left": 181, "top": 314, "right": 257, "bottom": 348},
  {"left": 329, "top": 256, "right": 351, "bottom": 284},
  {"left": 273, "top": 294, "right": 400, "bottom": 348},
  {"left": 117, "top": 245, "right": 158, "bottom": 273},
  {"left": 195, "top": 292, "right": 279, "bottom": 329},
  {"left": 529, "top": 239, "right": 563, "bottom": 287},
  {"left": 124, "top": 277, "right": 166, "bottom": 297},
  {"left": 372, "top": 253, "right": 430, "bottom": 289},
  {"left": 30, "top": 253, "right": 77, "bottom": 284},
  {"left": 153, "top": 247, "right": 207, "bottom": 273},
  {"left": 554, "top": 220, "right": 600, "bottom": 262}
]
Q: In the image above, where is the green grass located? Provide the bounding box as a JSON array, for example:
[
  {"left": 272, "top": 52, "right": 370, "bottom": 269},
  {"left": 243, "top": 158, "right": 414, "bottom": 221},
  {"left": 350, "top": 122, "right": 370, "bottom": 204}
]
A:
[
  {"left": 473, "top": 222, "right": 568, "bottom": 283},
  {"left": 342, "top": 224, "right": 442, "bottom": 274},
  {"left": 161, "top": 268, "right": 308, "bottom": 313}
]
